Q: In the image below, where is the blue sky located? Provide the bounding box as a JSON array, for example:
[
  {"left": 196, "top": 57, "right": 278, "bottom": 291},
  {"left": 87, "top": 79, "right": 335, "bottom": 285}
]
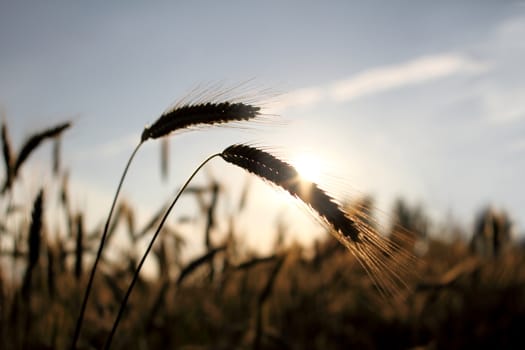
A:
[{"left": 1, "top": 1, "right": 524, "bottom": 251}]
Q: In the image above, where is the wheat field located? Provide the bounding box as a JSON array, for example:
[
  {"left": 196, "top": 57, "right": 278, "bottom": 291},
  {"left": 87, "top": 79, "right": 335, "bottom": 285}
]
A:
[{"left": 0, "top": 113, "right": 524, "bottom": 350}]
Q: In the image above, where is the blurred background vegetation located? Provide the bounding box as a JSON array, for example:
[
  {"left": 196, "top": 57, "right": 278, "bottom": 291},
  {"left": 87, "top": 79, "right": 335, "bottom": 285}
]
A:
[{"left": 0, "top": 120, "right": 524, "bottom": 350}]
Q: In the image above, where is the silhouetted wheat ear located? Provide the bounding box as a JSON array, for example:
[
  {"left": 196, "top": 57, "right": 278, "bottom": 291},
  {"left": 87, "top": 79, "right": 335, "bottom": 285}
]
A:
[
  {"left": 141, "top": 102, "right": 261, "bottom": 141},
  {"left": 221, "top": 145, "right": 414, "bottom": 301},
  {"left": 22, "top": 189, "right": 44, "bottom": 299},
  {"left": 14, "top": 121, "right": 71, "bottom": 177},
  {"left": 28, "top": 189, "right": 44, "bottom": 269},
  {"left": 220, "top": 144, "right": 360, "bottom": 242}
]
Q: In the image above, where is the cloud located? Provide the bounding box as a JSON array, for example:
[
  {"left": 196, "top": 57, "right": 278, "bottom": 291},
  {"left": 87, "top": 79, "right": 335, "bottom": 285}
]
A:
[
  {"left": 269, "top": 87, "right": 324, "bottom": 112},
  {"left": 270, "top": 53, "right": 487, "bottom": 112},
  {"left": 330, "top": 54, "right": 487, "bottom": 102}
]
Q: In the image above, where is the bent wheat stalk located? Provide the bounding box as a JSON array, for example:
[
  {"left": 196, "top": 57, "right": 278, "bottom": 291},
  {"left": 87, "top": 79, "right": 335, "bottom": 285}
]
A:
[
  {"left": 104, "top": 153, "right": 221, "bottom": 349},
  {"left": 72, "top": 99, "right": 262, "bottom": 349},
  {"left": 107, "top": 144, "right": 410, "bottom": 348}
]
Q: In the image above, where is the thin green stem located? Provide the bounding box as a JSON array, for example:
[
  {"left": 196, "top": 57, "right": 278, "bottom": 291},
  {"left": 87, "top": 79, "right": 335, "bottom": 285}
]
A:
[
  {"left": 104, "top": 153, "right": 221, "bottom": 350},
  {"left": 71, "top": 141, "right": 143, "bottom": 349}
]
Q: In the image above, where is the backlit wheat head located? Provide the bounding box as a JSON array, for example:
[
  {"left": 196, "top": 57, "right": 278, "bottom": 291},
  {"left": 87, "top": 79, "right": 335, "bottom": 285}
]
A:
[{"left": 220, "top": 144, "right": 413, "bottom": 299}]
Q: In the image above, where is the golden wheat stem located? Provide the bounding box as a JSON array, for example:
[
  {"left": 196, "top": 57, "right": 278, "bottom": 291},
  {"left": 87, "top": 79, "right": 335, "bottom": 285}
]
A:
[
  {"left": 104, "top": 152, "right": 220, "bottom": 350},
  {"left": 71, "top": 141, "right": 143, "bottom": 349}
]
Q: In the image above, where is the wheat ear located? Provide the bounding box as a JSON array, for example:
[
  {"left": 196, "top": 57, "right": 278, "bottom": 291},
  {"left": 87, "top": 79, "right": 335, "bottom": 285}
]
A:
[
  {"left": 141, "top": 102, "right": 260, "bottom": 141},
  {"left": 221, "top": 144, "right": 414, "bottom": 300},
  {"left": 21, "top": 189, "right": 44, "bottom": 300},
  {"left": 220, "top": 144, "right": 361, "bottom": 242},
  {"left": 1, "top": 121, "right": 70, "bottom": 193},
  {"left": 13, "top": 121, "right": 71, "bottom": 178}
]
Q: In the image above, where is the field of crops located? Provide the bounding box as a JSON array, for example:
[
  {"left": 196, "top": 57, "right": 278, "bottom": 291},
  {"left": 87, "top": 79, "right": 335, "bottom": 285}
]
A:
[{"left": 1, "top": 119, "right": 524, "bottom": 350}]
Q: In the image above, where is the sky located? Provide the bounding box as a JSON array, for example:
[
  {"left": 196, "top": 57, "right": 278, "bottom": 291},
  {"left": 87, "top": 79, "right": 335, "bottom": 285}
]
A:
[{"left": 1, "top": 1, "right": 524, "bottom": 253}]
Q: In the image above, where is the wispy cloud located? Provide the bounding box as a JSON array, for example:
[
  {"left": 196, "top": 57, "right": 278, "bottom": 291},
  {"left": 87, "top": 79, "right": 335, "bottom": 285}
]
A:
[
  {"left": 270, "top": 53, "right": 487, "bottom": 112},
  {"left": 330, "top": 54, "right": 486, "bottom": 101}
]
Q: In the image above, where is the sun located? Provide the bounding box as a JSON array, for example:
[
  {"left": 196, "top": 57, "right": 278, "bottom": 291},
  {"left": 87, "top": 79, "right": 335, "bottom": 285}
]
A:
[{"left": 292, "top": 153, "right": 322, "bottom": 183}]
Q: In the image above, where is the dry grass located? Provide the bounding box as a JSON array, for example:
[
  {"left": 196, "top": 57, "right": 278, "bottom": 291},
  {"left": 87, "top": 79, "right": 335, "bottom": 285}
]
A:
[{"left": 1, "top": 176, "right": 524, "bottom": 349}]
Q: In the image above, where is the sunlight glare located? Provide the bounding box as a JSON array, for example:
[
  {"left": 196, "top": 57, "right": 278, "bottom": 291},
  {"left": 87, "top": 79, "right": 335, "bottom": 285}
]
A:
[{"left": 292, "top": 153, "right": 322, "bottom": 184}]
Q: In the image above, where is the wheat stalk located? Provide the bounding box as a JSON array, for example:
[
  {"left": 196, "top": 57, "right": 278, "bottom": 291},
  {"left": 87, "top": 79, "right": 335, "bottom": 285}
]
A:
[
  {"left": 72, "top": 95, "right": 263, "bottom": 348},
  {"left": 103, "top": 153, "right": 219, "bottom": 349},
  {"left": 1, "top": 122, "right": 14, "bottom": 192},
  {"left": 74, "top": 214, "right": 84, "bottom": 281}
]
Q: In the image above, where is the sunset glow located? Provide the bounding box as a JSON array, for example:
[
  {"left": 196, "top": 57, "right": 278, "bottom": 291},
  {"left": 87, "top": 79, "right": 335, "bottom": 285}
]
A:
[{"left": 292, "top": 153, "right": 322, "bottom": 184}]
